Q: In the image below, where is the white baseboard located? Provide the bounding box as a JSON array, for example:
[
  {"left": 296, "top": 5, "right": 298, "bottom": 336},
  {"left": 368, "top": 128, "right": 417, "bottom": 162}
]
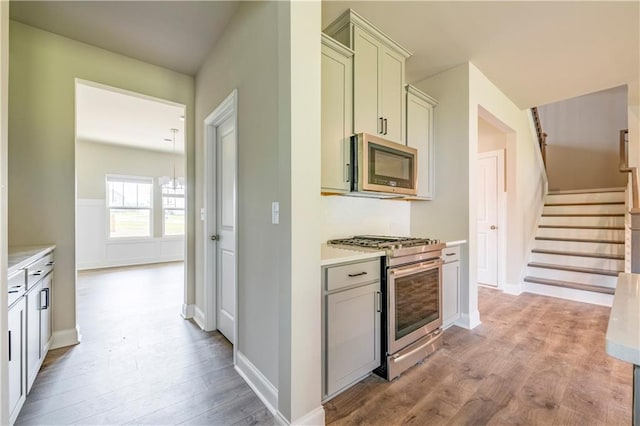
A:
[
  {"left": 181, "top": 303, "right": 195, "bottom": 319},
  {"left": 235, "top": 351, "right": 279, "bottom": 419},
  {"left": 77, "top": 256, "right": 184, "bottom": 271},
  {"left": 524, "top": 282, "right": 613, "bottom": 307},
  {"left": 455, "top": 310, "right": 481, "bottom": 330},
  {"left": 503, "top": 282, "right": 524, "bottom": 295},
  {"left": 193, "top": 306, "right": 206, "bottom": 330},
  {"left": 50, "top": 325, "right": 81, "bottom": 349},
  {"left": 289, "top": 406, "right": 326, "bottom": 426}
]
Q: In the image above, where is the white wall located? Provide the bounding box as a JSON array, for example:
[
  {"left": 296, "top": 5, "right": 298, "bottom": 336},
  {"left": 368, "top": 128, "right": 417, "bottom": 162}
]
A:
[
  {"left": 76, "top": 141, "right": 185, "bottom": 269},
  {"left": 195, "top": 2, "right": 323, "bottom": 423},
  {"left": 8, "top": 21, "right": 195, "bottom": 347},
  {"left": 0, "top": 2, "right": 9, "bottom": 423},
  {"left": 321, "top": 196, "right": 411, "bottom": 240},
  {"left": 538, "top": 85, "right": 628, "bottom": 191}
]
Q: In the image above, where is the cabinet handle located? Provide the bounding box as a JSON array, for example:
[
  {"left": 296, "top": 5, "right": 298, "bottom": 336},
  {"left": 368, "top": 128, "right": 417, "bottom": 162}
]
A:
[
  {"left": 46, "top": 261, "right": 55, "bottom": 266},
  {"left": 31, "top": 270, "right": 42, "bottom": 276},
  {"left": 8, "top": 330, "right": 11, "bottom": 362},
  {"left": 40, "top": 288, "right": 50, "bottom": 310},
  {"left": 347, "top": 271, "right": 367, "bottom": 277},
  {"left": 379, "top": 117, "right": 384, "bottom": 134},
  {"left": 445, "top": 253, "right": 455, "bottom": 256},
  {"left": 383, "top": 118, "right": 388, "bottom": 135},
  {"left": 376, "top": 291, "right": 381, "bottom": 313}
]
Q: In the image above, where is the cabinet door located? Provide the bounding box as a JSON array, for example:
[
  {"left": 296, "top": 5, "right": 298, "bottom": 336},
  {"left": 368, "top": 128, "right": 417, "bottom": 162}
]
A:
[
  {"left": 326, "top": 282, "right": 380, "bottom": 396},
  {"left": 406, "top": 91, "right": 435, "bottom": 199},
  {"left": 442, "top": 261, "right": 460, "bottom": 328},
  {"left": 380, "top": 48, "right": 405, "bottom": 143},
  {"left": 40, "top": 274, "right": 52, "bottom": 356},
  {"left": 353, "top": 28, "right": 382, "bottom": 136},
  {"left": 26, "top": 282, "right": 42, "bottom": 393},
  {"left": 8, "top": 299, "right": 26, "bottom": 422},
  {"left": 321, "top": 42, "right": 352, "bottom": 192}
]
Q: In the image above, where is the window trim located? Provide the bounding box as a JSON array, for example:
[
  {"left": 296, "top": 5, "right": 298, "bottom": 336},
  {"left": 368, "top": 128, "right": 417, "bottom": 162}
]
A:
[
  {"left": 160, "top": 183, "right": 185, "bottom": 237},
  {"left": 105, "top": 174, "right": 154, "bottom": 240}
]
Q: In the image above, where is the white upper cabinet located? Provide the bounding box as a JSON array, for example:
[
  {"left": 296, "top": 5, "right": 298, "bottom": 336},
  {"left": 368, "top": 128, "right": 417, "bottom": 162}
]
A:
[
  {"left": 321, "top": 34, "right": 354, "bottom": 193},
  {"left": 406, "top": 85, "right": 438, "bottom": 199},
  {"left": 325, "top": 9, "right": 412, "bottom": 145}
]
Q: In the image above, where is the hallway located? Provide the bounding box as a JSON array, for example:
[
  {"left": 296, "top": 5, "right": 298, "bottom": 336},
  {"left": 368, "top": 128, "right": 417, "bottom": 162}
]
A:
[{"left": 15, "top": 262, "right": 273, "bottom": 425}]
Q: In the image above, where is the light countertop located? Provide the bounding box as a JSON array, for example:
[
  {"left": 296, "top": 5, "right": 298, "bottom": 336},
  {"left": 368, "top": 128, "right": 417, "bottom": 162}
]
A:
[
  {"left": 8, "top": 245, "right": 56, "bottom": 276},
  {"left": 606, "top": 272, "right": 640, "bottom": 365},
  {"left": 321, "top": 244, "right": 385, "bottom": 267}
]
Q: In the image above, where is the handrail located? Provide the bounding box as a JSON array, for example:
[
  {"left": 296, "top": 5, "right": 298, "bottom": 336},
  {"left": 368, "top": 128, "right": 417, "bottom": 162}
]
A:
[
  {"left": 531, "top": 107, "right": 548, "bottom": 168},
  {"left": 619, "top": 129, "right": 639, "bottom": 210}
]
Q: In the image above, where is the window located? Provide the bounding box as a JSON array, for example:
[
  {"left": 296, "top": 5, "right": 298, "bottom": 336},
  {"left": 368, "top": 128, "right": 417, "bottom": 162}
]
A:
[
  {"left": 162, "top": 184, "right": 185, "bottom": 236},
  {"left": 106, "top": 176, "right": 153, "bottom": 238}
]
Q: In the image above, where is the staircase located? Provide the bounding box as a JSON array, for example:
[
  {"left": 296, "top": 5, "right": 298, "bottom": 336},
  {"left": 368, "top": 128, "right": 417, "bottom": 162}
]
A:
[{"left": 524, "top": 188, "right": 626, "bottom": 305}]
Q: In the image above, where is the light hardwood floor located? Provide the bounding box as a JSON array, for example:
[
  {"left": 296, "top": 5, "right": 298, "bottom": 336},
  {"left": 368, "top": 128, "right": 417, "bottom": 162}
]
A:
[
  {"left": 324, "top": 287, "right": 633, "bottom": 425},
  {"left": 15, "top": 262, "right": 274, "bottom": 425}
]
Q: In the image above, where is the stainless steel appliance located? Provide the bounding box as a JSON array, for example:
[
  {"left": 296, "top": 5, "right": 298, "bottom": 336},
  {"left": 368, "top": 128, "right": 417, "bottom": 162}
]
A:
[
  {"left": 327, "top": 235, "right": 445, "bottom": 380},
  {"left": 350, "top": 133, "right": 418, "bottom": 196}
]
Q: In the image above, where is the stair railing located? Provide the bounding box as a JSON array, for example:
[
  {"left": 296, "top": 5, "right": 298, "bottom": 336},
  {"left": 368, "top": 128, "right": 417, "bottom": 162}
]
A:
[
  {"left": 531, "top": 107, "right": 548, "bottom": 168},
  {"left": 619, "top": 129, "right": 640, "bottom": 273}
]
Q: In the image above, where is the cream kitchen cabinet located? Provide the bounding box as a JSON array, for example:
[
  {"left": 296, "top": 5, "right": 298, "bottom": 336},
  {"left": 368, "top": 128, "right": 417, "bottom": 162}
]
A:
[
  {"left": 322, "top": 258, "right": 381, "bottom": 400},
  {"left": 406, "top": 85, "right": 438, "bottom": 199},
  {"left": 325, "top": 9, "right": 411, "bottom": 145},
  {"left": 442, "top": 246, "right": 460, "bottom": 328},
  {"left": 321, "top": 34, "right": 354, "bottom": 193},
  {"left": 8, "top": 296, "right": 26, "bottom": 425}
]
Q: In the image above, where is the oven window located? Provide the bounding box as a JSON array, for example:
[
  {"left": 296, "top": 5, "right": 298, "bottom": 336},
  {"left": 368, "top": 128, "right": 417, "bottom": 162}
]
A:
[{"left": 395, "top": 268, "right": 439, "bottom": 340}]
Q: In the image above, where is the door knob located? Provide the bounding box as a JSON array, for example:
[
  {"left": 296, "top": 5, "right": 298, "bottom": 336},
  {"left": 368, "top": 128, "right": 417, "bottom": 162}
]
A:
[
  {"left": 490, "top": 225, "right": 497, "bottom": 230},
  {"left": 211, "top": 235, "right": 219, "bottom": 241}
]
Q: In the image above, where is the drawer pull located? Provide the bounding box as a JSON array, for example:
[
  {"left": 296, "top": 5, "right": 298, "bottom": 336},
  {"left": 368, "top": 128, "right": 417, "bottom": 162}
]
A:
[
  {"left": 8, "top": 290, "right": 19, "bottom": 294},
  {"left": 46, "top": 261, "right": 55, "bottom": 266},
  {"left": 31, "top": 270, "right": 43, "bottom": 276},
  {"left": 348, "top": 271, "right": 368, "bottom": 277},
  {"left": 445, "top": 253, "right": 456, "bottom": 256}
]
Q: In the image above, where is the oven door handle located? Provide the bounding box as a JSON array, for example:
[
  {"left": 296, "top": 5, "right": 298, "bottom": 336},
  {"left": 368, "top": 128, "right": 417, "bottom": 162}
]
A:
[{"left": 389, "top": 259, "right": 443, "bottom": 276}]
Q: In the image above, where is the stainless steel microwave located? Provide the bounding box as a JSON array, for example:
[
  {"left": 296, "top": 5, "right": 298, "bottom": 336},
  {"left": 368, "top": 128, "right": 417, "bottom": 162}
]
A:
[{"left": 350, "top": 133, "right": 418, "bottom": 196}]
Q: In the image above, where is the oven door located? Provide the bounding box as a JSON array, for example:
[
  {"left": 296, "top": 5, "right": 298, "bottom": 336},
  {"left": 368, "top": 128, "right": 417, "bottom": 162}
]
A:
[{"left": 387, "top": 258, "right": 443, "bottom": 354}]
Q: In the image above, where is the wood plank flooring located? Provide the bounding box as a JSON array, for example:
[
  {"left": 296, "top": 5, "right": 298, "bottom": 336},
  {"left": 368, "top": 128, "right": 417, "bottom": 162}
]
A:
[
  {"left": 15, "top": 262, "right": 274, "bottom": 426},
  {"left": 324, "top": 287, "right": 633, "bottom": 425}
]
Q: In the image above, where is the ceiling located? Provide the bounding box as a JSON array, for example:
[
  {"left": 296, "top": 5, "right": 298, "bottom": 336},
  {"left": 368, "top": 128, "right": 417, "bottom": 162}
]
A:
[
  {"left": 10, "top": 1, "right": 239, "bottom": 76},
  {"left": 9, "top": 1, "right": 639, "bottom": 109},
  {"left": 76, "top": 82, "right": 185, "bottom": 154}
]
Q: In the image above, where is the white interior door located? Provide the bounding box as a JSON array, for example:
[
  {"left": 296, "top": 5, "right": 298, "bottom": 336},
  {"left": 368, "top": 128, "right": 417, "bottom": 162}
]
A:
[
  {"left": 216, "top": 115, "right": 237, "bottom": 344},
  {"left": 477, "top": 154, "right": 499, "bottom": 286}
]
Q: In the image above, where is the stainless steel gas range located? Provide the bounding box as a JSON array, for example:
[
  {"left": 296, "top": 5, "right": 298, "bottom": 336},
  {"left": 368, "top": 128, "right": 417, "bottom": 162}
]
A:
[{"left": 327, "top": 235, "right": 446, "bottom": 380}]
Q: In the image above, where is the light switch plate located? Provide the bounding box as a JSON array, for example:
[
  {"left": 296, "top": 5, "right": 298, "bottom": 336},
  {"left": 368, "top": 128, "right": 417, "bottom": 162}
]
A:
[{"left": 272, "top": 202, "right": 279, "bottom": 225}]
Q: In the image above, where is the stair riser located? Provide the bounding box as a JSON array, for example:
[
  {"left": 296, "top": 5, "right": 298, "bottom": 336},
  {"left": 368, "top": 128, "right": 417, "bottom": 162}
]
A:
[
  {"left": 539, "top": 216, "right": 625, "bottom": 227},
  {"left": 526, "top": 267, "right": 617, "bottom": 288},
  {"left": 529, "top": 252, "right": 624, "bottom": 271},
  {"left": 536, "top": 228, "right": 625, "bottom": 240},
  {"left": 546, "top": 192, "right": 625, "bottom": 204},
  {"left": 543, "top": 204, "right": 626, "bottom": 215},
  {"left": 524, "top": 282, "right": 613, "bottom": 306},
  {"left": 533, "top": 240, "right": 624, "bottom": 255}
]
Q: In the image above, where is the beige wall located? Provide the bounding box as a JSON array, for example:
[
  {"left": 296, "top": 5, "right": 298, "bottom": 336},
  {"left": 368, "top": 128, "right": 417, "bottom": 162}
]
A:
[
  {"left": 76, "top": 140, "right": 185, "bottom": 238},
  {"left": 478, "top": 117, "right": 507, "bottom": 153},
  {"left": 8, "top": 21, "right": 195, "bottom": 344},
  {"left": 538, "top": 85, "right": 628, "bottom": 191}
]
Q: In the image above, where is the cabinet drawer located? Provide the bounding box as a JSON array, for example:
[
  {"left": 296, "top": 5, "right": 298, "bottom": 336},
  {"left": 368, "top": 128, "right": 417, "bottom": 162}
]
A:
[
  {"left": 26, "top": 253, "right": 54, "bottom": 290},
  {"left": 8, "top": 269, "right": 26, "bottom": 307},
  {"left": 442, "top": 246, "right": 460, "bottom": 263},
  {"left": 326, "top": 259, "right": 380, "bottom": 292}
]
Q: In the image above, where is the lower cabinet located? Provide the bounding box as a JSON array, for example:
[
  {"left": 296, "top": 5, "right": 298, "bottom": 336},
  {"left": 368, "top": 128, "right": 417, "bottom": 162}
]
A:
[
  {"left": 8, "top": 298, "right": 26, "bottom": 425},
  {"left": 442, "top": 246, "right": 461, "bottom": 328},
  {"left": 26, "top": 273, "right": 52, "bottom": 393},
  {"left": 323, "top": 258, "right": 381, "bottom": 400}
]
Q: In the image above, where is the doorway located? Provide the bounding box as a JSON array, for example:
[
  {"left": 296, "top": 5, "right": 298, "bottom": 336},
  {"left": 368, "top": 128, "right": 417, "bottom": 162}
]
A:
[
  {"left": 203, "top": 90, "right": 238, "bottom": 351},
  {"left": 477, "top": 113, "right": 508, "bottom": 289},
  {"left": 74, "top": 79, "right": 188, "bottom": 332}
]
